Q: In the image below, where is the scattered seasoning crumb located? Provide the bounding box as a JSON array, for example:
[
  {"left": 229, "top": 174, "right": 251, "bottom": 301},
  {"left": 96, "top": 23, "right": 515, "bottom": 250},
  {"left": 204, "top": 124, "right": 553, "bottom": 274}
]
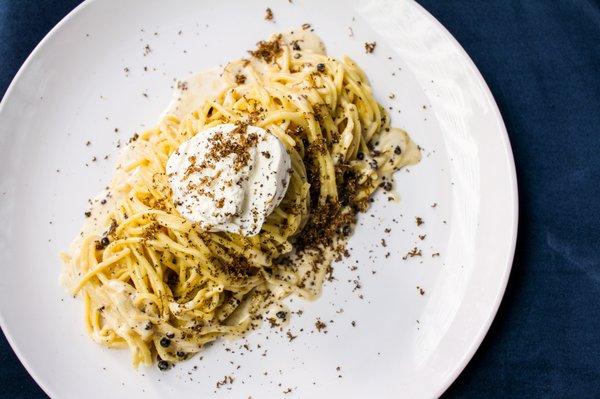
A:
[
  {"left": 432, "top": 252, "right": 440, "bottom": 257},
  {"left": 143, "top": 44, "right": 152, "bottom": 56},
  {"left": 249, "top": 36, "right": 283, "bottom": 63},
  {"left": 380, "top": 238, "right": 387, "bottom": 247},
  {"left": 267, "top": 317, "right": 278, "bottom": 328},
  {"left": 415, "top": 216, "right": 424, "bottom": 226},
  {"left": 301, "top": 23, "right": 312, "bottom": 30},
  {"left": 402, "top": 247, "right": 422, "bottom": 260},
  {"left": 364, "top": 42, "right": 376, "bottom": 53},
  {"left": 286, "top": 331, "right": 297, "bottom": 341},
  {"left": 351, "top": 320, "right": 356, "bottom": 327},
  {"left": 215, "top": 375, "right": 234, "bottom": 389},
  {"left": 276, "top": 310, "right": 286, "bottom": 320},
  {"left": 418, "top": 234, "right": 426, "bottom": 240},
  {"left": 389, "top": 93, "right": 396, "bottom": 99},
  {"left": 315, "top": 319, "right": 327, "bottom": 332},
  {"left": 431, "top": 203, "right": 437, "bottom": 208},
  {"left": 417, "top": 286, "right": 425, "bottom": 295},
  {"left": 235, "top": 73, "right": 247, "bottom": 84},
  {"left": 157, "top": 360, "right": 170, "bottom": 371},
  {"left": 85, "top": 141, "right": 91, "bottom": 146},
  {"left": 84, "top": 211, "right": 91, "bottom": 217},
  {"left": 177, "top": 80, "right": 188, "bottom": 91},
  {"left": 348, "top": 27, "right": 354, "bottom": 37},
  {"left": 264, "top": 8, "right": 274, "bottom": 21},
  {"left": 283, "top": 388, "right": 292, "bottom": 394}
]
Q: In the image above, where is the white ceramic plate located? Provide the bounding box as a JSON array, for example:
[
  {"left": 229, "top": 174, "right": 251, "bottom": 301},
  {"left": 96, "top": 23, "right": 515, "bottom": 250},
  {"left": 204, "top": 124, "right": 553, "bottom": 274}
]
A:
[{"left": 0, "top": 0, "right": 517, "bottom": 398}]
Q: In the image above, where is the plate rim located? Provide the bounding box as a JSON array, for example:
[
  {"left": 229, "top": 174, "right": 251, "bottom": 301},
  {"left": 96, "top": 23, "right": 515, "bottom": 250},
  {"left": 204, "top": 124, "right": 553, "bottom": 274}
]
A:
[
  {"left": 0, "top": 1, "right": 519, "bottom": 397},
  {"left": 0, "top": 1, "right": 98, "bottom": 397},
  {"left": 409, "top": 1, "right": 518, "bottom": 396}
]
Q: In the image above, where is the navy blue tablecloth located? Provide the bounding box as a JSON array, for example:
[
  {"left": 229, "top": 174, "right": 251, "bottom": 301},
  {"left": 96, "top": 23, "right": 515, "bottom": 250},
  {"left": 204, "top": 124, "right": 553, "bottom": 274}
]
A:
[{"left": 1, "top": 1, "right": 599, "bottom": 397}]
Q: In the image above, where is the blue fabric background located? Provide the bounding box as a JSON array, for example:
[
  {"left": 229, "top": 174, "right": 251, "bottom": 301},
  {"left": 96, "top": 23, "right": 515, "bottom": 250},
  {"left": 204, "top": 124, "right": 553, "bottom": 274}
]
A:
[{"left": 1, "top": 1, "right": 599, "bottom": 397}]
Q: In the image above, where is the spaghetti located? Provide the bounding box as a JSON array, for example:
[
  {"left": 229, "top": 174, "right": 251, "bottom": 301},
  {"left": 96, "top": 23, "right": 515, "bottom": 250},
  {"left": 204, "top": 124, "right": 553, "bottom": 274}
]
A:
[{"left": 61, "top": 30, "right": 420, "bottom": 368}]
